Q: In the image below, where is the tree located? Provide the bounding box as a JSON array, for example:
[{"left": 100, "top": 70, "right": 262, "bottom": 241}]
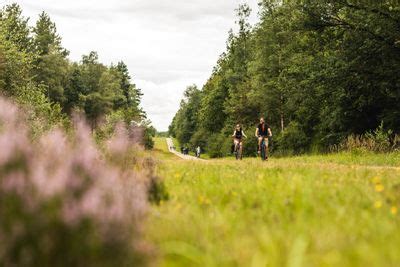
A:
[
  {"left": 0, "top": 4, "right": 31, "bottom": 52},
  {"left": 170, "top": 0, "right": 400, "bottom": 155},
  {"left": 32, "top": 12, "right": 69, "bottom": 104},
  {"left": 113, "top": 61, "right": 144, "bottom": 122},
  {"left": 0, "top": 4, "right": 33, "bottom": 95},
  {"left": 0, "top": 3, "right": 151, "bottom": 145},
  {"left": 32, "top": 12, "right": 68, "bottom": 57},
  {"left": 169, "top": 85, "right": 202, "bottom": 146}
]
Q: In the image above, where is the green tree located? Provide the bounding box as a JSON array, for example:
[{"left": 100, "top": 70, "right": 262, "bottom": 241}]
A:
[
  {"left": 170, "top": 0, "right": 400, "bottom": 155},
  {"left": 32, "top": 12, "right": 70, "bottom": 104},
  {"left": 0, "top": 4, "right": 31, "bottom": 52},
  {"left": 0, "top": 4, "right": 33, "bottom": 95},
  {"left": 170, "top": 85, "right": 202, "bottom": 146}
]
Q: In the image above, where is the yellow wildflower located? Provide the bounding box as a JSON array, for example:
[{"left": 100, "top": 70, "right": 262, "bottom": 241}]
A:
[
  {"left": 375, "top": 184, "right": 384, "bottom": 192},
  {"left": 391, "top": 206, "right": 398, "bottom": 215},
  {"left": 371, "top": 177, "right": 381, "bottom": 184},
  {"left": 198, "top": 195, "right": 211, "bottom": 205},
  {"left": 374, "top": 201, "right": 382, "bottom": 209}
]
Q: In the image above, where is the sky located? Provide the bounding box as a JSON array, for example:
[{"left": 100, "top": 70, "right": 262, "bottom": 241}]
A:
[{"left": 11, "top": 0, "right": 260, "bottom": 131}]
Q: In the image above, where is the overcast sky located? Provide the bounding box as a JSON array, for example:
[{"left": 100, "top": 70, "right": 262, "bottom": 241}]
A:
[{"left": 11, "top": 0, "right": 259, "bottom": 131}]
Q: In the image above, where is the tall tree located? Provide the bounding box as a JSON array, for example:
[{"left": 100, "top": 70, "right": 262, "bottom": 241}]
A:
[
  {"left": 0, "top": 4, "right": 31, "bottom": 52},
  {"left": 32, "top": 12, "right": 69, "bottom": 104},
  {"left": 0, "top": 4, "right": 33, "bottom": 95},
  {"left": 170, "top": 0, "right": 400, "bottom": 156},
  {"left": 32, "top": 12, "right": 68, "bottom": 57}
]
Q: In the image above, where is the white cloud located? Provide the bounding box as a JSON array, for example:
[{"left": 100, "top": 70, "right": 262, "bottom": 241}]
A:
[{"left": 14, "top": 0, "right": 259, "bottom": 131}]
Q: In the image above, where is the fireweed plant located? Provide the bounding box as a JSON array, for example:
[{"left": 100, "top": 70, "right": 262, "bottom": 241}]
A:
[{"left": 0, "top": 97, "right": 160, "bottom": 266}]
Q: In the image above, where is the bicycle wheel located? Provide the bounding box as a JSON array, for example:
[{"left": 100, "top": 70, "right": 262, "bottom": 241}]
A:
[
  {"left": 260, "top": 140, "right": 266, "bottom": 161},
  {"left": 238, "top": 143, "right": 243, "bottom": 160}
]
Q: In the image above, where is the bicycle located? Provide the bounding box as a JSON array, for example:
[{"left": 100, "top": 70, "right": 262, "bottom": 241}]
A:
[
  {"left": 233, "top": 138, "right": 243, "bottom": 160},
  {"left": 259, "top": 136, "right": 269, "bottom": 161}
]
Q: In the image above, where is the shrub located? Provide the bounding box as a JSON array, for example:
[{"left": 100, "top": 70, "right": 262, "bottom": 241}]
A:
[
  {"left": 336, "top": 123, "right": 399, "bottom": 153},
  {"left": 143, "top": 125, "right": 155, "bottom": 150},
  {"left": 15, "top": 83, "right": 70, "bottom": 138},
  {"left": 242, "top": 130, "right": 258, "bottom": 157},
  {"left": 94, "top": 110, "right": 126, "bottom": 143},
  {"left": 189, "top": 129, "right": 208, "bottom": 152},
  {"left": 206, "top": 133, "right": 226, "bottom": 158},
  {"left": 0, "top": 97, "right": 154, "bottom": 266},
  {"left": 276, "top": 121, "right": 310, "bottom": 155},
  {"left": 95, "top": 112, "right": 155, "bottom": 150}
]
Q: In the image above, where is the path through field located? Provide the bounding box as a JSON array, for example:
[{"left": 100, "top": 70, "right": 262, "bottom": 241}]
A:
[{"left": 165, "top": 138, "right": 204, "bottom": 161}]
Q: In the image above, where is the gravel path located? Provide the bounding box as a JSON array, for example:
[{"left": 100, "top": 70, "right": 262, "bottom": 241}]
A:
[{"left": 166, "top": 138, "right": 205, "bottom": 161}]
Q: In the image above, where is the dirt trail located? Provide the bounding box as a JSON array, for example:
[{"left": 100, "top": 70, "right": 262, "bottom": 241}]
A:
[
  {"left": 164, "top": 138, "right": 399, "bottom": 170},
  {"left": 166, "top": 138, "right": 205, "bottom": 161}
]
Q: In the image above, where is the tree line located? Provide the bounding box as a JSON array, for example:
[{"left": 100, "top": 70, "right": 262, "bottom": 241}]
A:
[
  {"left": 0, "top": 4, "right": 154, "bottom": 147},
  {"left": 169, "top": 0, "right": 400, "bottom": 157}
]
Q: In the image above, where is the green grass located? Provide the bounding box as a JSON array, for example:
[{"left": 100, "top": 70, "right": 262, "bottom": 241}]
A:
[{"left": 146, "top": 139, "right": 400, "bottom": 267}]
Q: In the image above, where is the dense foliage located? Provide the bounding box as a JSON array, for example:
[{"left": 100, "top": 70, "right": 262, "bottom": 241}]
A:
[
  {"left": 170, "top": 0, "right": 400, "bottom": 156},
  {"left": 0, "top": 4, "right": 153, "bottom": 145}
]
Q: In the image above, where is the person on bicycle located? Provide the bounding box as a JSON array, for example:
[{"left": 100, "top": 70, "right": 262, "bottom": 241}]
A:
[
  {"left": 232, "top": 124, "right": 247, "bottom": 151},
  {"left": 255, "top": 118, "right": 272, "bottom": 154}
]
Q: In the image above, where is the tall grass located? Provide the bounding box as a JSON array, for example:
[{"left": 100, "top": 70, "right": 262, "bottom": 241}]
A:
[
  {"left": 332, "top": 123, "right": 400, "bottom": 153},
  {"left": 147, "top": 139, "right": 400, "bottom": 267}
]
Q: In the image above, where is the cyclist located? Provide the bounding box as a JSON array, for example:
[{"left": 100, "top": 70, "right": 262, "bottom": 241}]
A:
[
  {"left": 232, "top": 124, "right": 247, "bottom": 153},
  {"left": 255, "top": 118, "right": 272, "bottom": 157}
]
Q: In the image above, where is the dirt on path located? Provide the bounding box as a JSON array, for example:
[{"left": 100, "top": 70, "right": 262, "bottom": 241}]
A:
[
  {"left": 164, "top": 138, "right": 399, "bottom": 171},
  {"left": 166, "top": 138, "right": 205, "bottom": 161}
]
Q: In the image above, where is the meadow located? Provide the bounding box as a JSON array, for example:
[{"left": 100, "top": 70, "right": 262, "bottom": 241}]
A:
[{"left": 146, "top": 138, "right": 400, "bottom": 267}]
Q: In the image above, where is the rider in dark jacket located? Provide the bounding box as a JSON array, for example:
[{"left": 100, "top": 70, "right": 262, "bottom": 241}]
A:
[{"left": 255, "top": 118, "right": 272, "bottom": 154}]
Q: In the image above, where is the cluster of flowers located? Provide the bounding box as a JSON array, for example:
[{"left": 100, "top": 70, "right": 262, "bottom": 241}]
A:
[
  {"left": 0, "top": 98, "right": 153, "bottom": 266},
  {"left": 372, "top": 176, "right": 399, "bottom": 216}
]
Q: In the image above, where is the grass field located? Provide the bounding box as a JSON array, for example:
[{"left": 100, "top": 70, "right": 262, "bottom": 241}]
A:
[{"left": 146, "top": 138, "right": 400, "bottom": 267}]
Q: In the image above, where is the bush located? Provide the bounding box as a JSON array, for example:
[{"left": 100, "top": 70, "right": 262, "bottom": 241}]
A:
[
  {"left": 143, "top": 125, "right": 155, "bottom": 150},
  {"left": 94, "top": 110, "right": 126, "bottom": 142},
  {"left": 242, "top": 131, "right": 258, "bottom": 157},
  {"left": 276, "top": 121, "right": 310, "bottom": 155},
  {"left": 336, "top": 123, "right": 399, "bottom": 153},
  {"left": 206, "top": 133, "right": 226, "bottom": 158},
  {"left": 189, "top": 129, "right": 208, "bottom": 152},
  {"left": 0, "top": 97, "right": 154, "bottom": 266},
  {"left": 16, "top": 83, "right": 70, "bottom": 138},
  {"left": 95, "top": 112, "right": 155, "bottom": 150}
]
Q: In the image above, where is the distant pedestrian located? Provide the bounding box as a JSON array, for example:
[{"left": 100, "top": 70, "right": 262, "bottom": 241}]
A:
[{"left": 196, "top": 146, "right": 201, "bottom": 158}]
